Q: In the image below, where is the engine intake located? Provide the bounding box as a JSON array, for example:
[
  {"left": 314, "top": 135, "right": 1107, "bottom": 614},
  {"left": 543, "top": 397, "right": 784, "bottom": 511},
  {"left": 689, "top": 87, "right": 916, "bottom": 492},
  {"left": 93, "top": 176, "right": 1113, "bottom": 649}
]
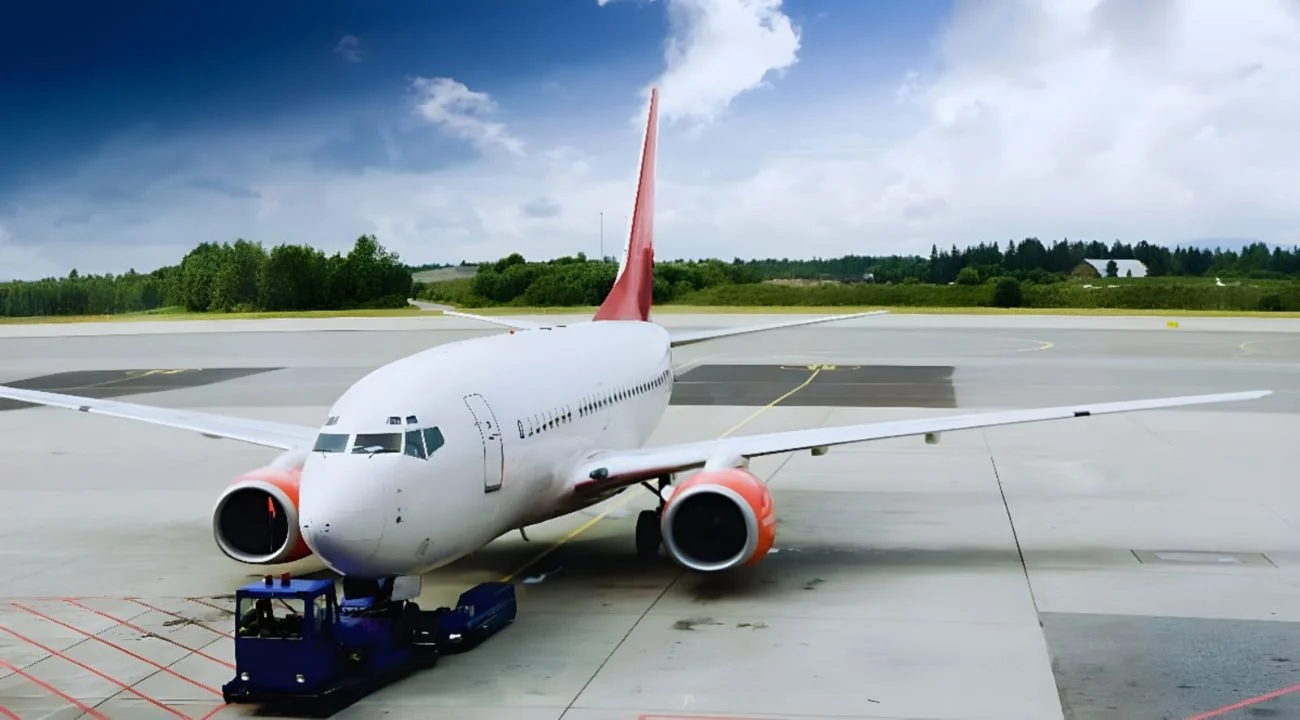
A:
[
  {"left": 661, "top": 468, "right": 776, "bottom": 572},
  {"left": 211, "top": 464, "right": 312, "bottom": 565}
]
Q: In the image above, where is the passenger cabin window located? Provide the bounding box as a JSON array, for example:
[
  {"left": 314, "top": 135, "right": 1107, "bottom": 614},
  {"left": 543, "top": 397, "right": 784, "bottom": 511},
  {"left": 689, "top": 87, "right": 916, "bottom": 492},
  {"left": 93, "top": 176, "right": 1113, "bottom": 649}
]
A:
[
  {"left": 313, "top": 433, "right": 349, "bottom": 453},
  {"left": 352, "top": 433, "right": 402, "bottom": 454}
]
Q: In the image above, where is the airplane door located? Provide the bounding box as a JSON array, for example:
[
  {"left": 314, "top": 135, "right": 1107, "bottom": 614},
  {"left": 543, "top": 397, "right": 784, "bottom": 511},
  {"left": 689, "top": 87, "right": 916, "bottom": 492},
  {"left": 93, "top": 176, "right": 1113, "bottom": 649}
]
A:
[{"left": 463, "top": 394, "right": 504, "bottom": 493}]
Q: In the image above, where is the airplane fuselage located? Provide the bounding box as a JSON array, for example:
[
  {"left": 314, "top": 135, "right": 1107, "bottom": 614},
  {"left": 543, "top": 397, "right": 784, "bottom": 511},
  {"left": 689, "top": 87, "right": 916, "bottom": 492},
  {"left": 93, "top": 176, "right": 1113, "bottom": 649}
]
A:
[{"left": 295, "top": 320, "right": 675, "bottom": 578}]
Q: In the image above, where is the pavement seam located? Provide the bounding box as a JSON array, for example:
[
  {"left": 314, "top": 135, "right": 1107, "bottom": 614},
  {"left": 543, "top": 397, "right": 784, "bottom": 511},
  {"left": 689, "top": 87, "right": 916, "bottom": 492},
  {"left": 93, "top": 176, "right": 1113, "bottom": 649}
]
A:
[
  {"left": 558, "top": 569, "right": 685, "bottom": 719},
  {"left": 985, "top": 454, "right": 1040, "bottom": 616}
]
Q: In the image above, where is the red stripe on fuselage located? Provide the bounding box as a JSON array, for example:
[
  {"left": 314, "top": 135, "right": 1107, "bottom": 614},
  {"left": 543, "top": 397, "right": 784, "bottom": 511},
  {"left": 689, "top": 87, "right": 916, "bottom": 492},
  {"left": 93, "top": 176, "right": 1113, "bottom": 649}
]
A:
[{"left": 593, "top": 87, "right": 659, "bottom": 323}]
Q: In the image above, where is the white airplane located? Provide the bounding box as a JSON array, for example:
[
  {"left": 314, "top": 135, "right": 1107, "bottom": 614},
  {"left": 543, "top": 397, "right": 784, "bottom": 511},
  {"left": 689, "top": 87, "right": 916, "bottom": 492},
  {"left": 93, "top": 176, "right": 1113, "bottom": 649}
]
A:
[{"left": 0, "top": 89, "right": 1271, "bottom": 602}]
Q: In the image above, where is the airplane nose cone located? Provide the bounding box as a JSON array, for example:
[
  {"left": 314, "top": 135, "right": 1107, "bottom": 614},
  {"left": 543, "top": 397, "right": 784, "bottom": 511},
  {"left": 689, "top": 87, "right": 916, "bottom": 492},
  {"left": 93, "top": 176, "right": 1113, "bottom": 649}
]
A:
[
  {"left": 298, "top": 462, "right": 391, "bottom": 576},
  {"left": 302, "top": 509, "right": 384, "bottom": 575}
]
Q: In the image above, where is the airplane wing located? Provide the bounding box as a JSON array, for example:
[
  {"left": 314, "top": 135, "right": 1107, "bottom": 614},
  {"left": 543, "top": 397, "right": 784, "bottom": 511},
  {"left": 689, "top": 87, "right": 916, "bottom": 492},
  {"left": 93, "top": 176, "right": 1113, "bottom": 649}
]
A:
[
  {"left": 666, "top": 310, "right": 889, "bottom": 347},
  {"left": 0, "top": 385, "right": 317, "bottom": 450},
  {"left": 441, "top": 308, "right": 887, "bottom": 339},
  {"left": 439, "top": 310, "right": 545, "bottom": 331},
  {"left": 571, "top": 389, "right": 1271, "bottom": 492}
]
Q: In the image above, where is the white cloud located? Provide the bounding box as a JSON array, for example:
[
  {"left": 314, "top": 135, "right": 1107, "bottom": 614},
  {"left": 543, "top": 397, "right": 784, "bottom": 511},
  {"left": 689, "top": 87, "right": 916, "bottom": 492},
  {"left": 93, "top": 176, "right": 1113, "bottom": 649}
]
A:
[
  {"left": 410, "top": 77, "right": 525, "bottom": 156},
  {"left": 674, "top": 0, "right": 1300, "bottom": 254},
  {"left": 333, "top": 35, "right": 362, "bottom": 63},
  {"left": 604, "top": 0, "right": 801, "bottom": 125},
  {"left": 4, "top": 0, "right": 1300, "bottom": 281},
  {"left": 863, "top": 0, "right": 1300, "bottom": 247},
  {"left": 0, "top": 222, "right": 71, "bottom": 280}
]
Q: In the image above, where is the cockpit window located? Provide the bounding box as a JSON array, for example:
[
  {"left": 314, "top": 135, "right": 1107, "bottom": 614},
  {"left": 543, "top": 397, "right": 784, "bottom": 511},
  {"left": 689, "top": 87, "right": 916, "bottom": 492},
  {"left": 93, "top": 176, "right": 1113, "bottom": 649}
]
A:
[
  {"left": 423, "top": 427, "right": 445, "bottom": 456},
  {"left": 404, "top": 429, "right": 426, "bottom": 459},
  {"left": 312, "top": 433, "right": 349, "bottom": 453},
  {"left": 351, "top": 433, "right": 402, "bottom": 454}
]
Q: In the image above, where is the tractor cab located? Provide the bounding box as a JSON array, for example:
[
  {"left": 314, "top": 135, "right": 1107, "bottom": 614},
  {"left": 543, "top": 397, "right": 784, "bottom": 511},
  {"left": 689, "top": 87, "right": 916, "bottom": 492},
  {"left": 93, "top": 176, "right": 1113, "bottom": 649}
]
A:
[
  {"left": 236, "top": 576, "right": 334, "bottom": 641},
  {"left": 225, "top": 575, "right": 342, "bottom": 699}
]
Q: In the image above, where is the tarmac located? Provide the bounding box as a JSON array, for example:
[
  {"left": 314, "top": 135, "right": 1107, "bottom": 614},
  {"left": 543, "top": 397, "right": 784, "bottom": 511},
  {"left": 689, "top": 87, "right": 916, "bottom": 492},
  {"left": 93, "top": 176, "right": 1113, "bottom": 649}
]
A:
[{"left": 0, "top": 311, "right": 1297, "bottom": 720}]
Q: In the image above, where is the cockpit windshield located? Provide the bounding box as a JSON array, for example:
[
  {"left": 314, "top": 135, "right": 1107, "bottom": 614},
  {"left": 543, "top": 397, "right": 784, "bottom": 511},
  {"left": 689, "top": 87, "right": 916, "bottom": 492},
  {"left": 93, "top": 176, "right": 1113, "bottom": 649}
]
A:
[
  {"left": 312, "top": 433, "right": 349, "bottom": 453},
  {"left": 351, "top": 433, "right": 403, "bottom": 454},
  {"left": 311, "top": 425, "right": 445, "bottom": 459}
]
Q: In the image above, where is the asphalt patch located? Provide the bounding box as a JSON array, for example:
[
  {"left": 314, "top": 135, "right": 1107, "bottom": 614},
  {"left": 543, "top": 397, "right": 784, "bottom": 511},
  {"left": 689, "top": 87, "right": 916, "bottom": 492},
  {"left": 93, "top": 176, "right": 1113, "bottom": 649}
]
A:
[
  {"left": 1042, "top": 611, "right": 1300, "bottom": 719},
  {"left": 0, "top": 367, "right": 281, "bottom": 411},
  {"left": 671, "top": 363, "right": 956, "bottom": 408}
]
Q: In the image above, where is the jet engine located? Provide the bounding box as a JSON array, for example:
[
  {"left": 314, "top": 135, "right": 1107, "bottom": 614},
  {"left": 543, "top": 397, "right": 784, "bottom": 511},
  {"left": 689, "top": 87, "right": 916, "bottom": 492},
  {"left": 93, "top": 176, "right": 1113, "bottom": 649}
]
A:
[
  {"left": 660, "top": 467, "right": 776, "bottom": 572},
  {"left": 211, "top": 458, "right": 312, "bottom": 565}
]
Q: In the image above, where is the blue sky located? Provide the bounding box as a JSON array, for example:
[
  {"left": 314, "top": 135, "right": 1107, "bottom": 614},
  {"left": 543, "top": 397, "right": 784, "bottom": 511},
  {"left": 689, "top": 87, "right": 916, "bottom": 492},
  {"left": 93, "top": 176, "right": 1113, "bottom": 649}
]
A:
[{"left": 2, "top": 0, "right": 1298, "bottom": 280}]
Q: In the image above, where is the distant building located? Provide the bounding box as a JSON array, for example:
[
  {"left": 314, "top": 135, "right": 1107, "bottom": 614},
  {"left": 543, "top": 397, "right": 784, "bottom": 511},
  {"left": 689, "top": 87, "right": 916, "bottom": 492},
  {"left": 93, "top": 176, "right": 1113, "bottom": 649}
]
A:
[{"left": 1072, "top": 258, "right": 1148, "bottom": 278}]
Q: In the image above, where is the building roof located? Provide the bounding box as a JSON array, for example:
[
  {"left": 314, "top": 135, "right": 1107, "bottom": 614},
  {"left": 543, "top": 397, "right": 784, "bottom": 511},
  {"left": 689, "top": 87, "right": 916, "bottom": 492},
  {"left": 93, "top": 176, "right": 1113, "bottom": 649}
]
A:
[{"left": 1081, "top": 258, "right": 1147, "bottom": 277}]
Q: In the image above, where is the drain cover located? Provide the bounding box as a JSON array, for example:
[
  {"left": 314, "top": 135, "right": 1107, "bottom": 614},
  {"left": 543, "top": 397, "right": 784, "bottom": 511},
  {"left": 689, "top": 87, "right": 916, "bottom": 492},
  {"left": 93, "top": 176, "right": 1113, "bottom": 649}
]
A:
[{"left": 1131, "top": 550, "right": 1274, "bottom": 567}]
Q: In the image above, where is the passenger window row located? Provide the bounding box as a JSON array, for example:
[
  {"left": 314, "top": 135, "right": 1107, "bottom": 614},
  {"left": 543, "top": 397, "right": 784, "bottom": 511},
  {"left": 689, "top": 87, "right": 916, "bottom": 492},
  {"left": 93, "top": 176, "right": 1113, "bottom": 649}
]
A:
[{"left": 515, "top": 368, "right": 672, "bottom": 440}]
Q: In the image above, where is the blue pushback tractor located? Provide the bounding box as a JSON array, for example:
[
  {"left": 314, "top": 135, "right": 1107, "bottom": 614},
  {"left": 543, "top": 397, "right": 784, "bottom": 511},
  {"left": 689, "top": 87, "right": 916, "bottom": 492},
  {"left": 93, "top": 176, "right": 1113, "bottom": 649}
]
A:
[{"left": 221, "top": 574, "right": 516, "bottom": 717}]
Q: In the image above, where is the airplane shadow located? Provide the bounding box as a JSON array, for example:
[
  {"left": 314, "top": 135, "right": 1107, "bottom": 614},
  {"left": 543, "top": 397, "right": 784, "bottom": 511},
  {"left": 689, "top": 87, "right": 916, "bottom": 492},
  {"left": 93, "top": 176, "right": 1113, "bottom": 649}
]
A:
[
  {"left": 273, "top": 531, "right": 1133, "bottom": 606},
  {"left": 431, "top": 533, "right": 1133, "bottom": 605}
]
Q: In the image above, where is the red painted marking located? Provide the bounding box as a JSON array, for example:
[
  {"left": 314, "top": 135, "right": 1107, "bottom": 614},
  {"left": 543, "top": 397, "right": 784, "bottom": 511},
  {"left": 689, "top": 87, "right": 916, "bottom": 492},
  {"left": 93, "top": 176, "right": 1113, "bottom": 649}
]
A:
[
  {"left": 64, "top": 599, "right": 235, "bottom": 670},
  {"left": 184, "top": 597, "right": 235, "bottom": 617},
  {"left": 0, "top": 621, "right": 185, "bottom": 718},
  {"left": 593, "top": 86, "right": 658, "bottom": 323},
  {"left": 0, "top": 702, "right": 19, "bottom": 720},
  {"left": 130, "top": 599, "right": 233, "bottom": 639},
  {"left": 1186, "top": 681, "right": 1300, "bottom": 719},
  {"left": 12, "top": 601, "right": 222, "bottom": 699},
  {"left": 198, "top": 703, "right": 231, "bottom": 719},
  {"left": 0, "top": 656, "right": 111, "bottom": 720}
]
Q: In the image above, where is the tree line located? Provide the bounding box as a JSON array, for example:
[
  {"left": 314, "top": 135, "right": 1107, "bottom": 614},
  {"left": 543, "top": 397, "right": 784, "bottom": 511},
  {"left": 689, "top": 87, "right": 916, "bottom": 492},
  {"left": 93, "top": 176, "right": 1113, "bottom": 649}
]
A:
[
  {"left": 416, "top": 239, "right": 1300, "bottom": 312},
  {"left": 0, "top": 235, "right": 413, "bottom": 317},
  {"left": 5, "top": 235, "right": 1299, "bottom": 318},
  {"left": 746, "top": 238, "right": 1300, "bottom": 284}
]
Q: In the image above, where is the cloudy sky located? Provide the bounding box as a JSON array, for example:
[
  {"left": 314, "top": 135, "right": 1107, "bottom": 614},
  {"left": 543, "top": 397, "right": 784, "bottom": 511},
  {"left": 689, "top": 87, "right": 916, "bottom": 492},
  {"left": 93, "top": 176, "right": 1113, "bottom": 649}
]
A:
[{"left": 2, "top": 0, "right": 1298, "bottom": 280}]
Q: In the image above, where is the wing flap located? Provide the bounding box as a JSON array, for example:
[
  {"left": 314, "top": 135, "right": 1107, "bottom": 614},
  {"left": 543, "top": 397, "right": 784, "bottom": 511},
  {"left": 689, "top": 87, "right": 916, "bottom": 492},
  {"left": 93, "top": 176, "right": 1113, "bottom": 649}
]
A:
[
  {"left": 667, "top": 310, "right": 889, "bottom": 347},
  {"left": 573, "top": 389, "right": 1271, "bottom": 492},
  {"left": 0, "top": 385, "right": 317, "bottom": 450}
]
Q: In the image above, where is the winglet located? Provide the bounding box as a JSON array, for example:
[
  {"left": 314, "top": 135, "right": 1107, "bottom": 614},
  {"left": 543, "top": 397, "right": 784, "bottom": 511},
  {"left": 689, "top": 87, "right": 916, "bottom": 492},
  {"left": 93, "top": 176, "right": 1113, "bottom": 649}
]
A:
[{"left": 593, "top": 87, "right": 659, "bottom": 322}]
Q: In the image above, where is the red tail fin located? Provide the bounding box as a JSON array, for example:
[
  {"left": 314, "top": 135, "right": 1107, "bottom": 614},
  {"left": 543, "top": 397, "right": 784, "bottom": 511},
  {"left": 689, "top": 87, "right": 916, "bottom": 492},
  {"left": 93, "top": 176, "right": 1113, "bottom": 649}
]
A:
[{"left": 593, "top": 87, "right": 659, "bottom": 322}]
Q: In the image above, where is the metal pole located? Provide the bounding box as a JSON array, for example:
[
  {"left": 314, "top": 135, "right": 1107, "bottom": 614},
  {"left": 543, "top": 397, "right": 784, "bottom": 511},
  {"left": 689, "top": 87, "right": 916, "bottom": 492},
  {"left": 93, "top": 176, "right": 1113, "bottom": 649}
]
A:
[{"left": 600, "top": 212, "right": 604, "bottom": 261}]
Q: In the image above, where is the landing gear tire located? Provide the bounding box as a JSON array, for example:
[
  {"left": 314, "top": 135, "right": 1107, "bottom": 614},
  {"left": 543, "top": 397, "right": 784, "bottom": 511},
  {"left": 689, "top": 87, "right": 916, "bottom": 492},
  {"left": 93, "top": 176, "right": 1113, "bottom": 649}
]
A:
[{"left": 635, "top": 509, "right": 662, "bottom": 562}]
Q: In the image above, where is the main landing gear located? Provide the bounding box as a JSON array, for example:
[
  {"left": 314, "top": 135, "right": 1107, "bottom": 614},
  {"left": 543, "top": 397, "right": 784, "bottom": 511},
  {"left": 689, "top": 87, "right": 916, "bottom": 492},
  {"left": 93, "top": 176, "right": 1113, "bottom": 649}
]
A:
[{"left": 635, "top": 475, "right": 671, "bottom": 561}]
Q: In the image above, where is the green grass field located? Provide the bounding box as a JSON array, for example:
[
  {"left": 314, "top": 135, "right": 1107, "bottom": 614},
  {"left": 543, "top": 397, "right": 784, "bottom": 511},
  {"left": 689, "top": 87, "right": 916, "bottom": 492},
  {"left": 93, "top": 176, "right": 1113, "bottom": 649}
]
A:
[{"left": 411, "top": 266, "right": 479, "bottom": 283}]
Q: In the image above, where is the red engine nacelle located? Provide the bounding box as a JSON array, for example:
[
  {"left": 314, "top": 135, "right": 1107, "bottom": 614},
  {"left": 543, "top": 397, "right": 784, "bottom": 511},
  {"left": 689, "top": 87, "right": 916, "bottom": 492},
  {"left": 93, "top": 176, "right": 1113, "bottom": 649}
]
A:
[
  {"left": 210, "top": 462, "right": 313, "bottom": 565},
  {"left": 660, "top": 467, "right": 776, "bottom": 572}
]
